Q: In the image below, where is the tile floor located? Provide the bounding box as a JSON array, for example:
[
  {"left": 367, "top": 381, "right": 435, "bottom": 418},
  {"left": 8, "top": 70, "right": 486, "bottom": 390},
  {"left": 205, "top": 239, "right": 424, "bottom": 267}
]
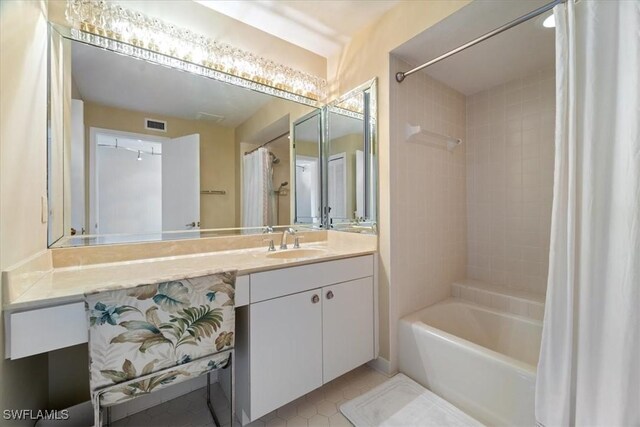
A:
[{"left": 112, "top": 365, "right": 389, "bottom": 427}]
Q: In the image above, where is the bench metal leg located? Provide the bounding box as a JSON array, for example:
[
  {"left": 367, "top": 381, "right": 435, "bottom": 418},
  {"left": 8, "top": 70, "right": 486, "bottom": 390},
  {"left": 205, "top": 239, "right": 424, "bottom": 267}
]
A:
[
  {"left": 207, "top": 372, "right": 222, "bottom": 427},
  {"left": 206, "top": 353, "right": 234, "bottom": 427}
]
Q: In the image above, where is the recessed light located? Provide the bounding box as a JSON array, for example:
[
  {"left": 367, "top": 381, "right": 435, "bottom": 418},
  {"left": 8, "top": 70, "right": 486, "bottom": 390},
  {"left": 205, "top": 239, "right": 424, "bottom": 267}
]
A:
[{"left": 543, "top": 14, "right": 555, "bottom": 28}]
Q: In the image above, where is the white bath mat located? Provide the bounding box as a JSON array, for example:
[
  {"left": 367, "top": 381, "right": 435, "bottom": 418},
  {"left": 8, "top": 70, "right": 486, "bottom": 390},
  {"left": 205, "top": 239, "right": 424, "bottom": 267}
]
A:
[{"left": 340, "top": 374, "right": 484, "bottom": 427}]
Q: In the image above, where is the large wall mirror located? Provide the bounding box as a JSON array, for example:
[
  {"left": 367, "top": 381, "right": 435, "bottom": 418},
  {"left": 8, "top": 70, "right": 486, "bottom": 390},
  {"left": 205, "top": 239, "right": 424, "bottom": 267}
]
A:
[
  {"left": 325, "top": 79, "right": 377, "bottom": 229},
  {"left": 292, "top": 79, "right": 377, "bottom": 230},
  {"left": 47, "top": 24, "right": 376, "bottom": 247}
]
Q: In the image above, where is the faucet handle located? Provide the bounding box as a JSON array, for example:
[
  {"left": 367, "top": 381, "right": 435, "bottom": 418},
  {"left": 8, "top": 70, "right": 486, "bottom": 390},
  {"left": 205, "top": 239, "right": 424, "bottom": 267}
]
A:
[
  {"left": 263, "top": 238, "right": 275, "bottom": 252},
  {"left": 293, "top": 236, "right": 304, "bottom": 249},
  {"left": 262, "top": 226, "right": 274, "bottom": 234}
]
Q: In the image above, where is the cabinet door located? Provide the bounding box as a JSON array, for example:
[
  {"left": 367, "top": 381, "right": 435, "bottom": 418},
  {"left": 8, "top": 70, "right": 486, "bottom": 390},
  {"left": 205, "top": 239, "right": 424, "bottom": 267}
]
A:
[
  {"left": 322, "top": 276, "right": 374, "bottom": 383},
  {"left": 250, "top": 289, "right": 323, "bottom": 420}
]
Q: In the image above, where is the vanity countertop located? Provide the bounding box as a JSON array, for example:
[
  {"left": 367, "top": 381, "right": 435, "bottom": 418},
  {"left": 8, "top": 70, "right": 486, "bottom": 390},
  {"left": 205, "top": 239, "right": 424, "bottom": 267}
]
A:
[{"left": 3, "top": 233, "right": 376, "bottom": 312}]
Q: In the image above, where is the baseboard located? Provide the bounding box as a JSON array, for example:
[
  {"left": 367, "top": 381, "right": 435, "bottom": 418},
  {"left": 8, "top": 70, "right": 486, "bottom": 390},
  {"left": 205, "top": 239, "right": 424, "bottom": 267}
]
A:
[{"left": 367, "top": 356, "right": 395, "bottom": 377}]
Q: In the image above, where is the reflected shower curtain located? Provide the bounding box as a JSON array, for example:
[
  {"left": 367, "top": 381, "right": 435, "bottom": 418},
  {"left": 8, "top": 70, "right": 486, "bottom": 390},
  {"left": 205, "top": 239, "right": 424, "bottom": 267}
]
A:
[
  {"left": 535, "top": 1, "right": 639, "bottom": 426},
  {"left": 242, "top": 148, "right": 271, "bottom": 228}
]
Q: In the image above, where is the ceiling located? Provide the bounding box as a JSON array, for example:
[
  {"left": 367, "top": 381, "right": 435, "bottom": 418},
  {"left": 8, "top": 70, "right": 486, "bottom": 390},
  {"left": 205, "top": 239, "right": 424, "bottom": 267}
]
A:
[
  {"left": 195, "top": 0, "right": 399, "bottom": 57},
  {"left": 72, "top": 41, "right": 274, "bottom": 127},
  {"left": 392, "top": 0, "right": 555, "bottom": 95}
]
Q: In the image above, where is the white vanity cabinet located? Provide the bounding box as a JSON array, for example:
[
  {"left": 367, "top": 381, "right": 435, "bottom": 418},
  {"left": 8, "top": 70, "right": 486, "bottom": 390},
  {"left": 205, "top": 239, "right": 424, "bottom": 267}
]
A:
[
  {"left": 322, "top": 276, "right": 374, "bottom": 383},
  {"left": 237, "top": 254, "right": 376, "bottom": 423},
  {"left": 249, "top": 289, "right": 324, "bottom": 418}
]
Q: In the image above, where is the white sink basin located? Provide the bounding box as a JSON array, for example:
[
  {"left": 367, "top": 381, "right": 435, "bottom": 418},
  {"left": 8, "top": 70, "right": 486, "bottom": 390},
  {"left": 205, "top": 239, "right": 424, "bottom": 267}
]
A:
[{"left": 266, "top": 248, "right": 326, "bottom": 260}]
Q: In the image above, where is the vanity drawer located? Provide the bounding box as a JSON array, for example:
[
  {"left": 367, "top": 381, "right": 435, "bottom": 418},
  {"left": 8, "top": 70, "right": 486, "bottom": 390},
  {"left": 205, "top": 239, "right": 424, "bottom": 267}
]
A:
[
  {"left": 250, "top": 255, "right": 373, "bottom": 303},
  {"left": 6, "top": 302, "right": 88, "bottom": 360}
]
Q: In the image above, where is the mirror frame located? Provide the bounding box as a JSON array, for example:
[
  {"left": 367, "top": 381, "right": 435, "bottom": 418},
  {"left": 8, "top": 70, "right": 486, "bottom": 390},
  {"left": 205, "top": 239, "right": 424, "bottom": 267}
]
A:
[
  {"left": 292, "top": 109, "right": 324, "bottom": 226},
  {"left": 324, "top": 78, "right": 378, "bottom": 230}
]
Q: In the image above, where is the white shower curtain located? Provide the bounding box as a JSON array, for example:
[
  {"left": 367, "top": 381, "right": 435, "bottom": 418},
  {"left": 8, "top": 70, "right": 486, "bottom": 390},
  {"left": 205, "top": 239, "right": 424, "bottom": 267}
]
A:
[
  {"left": 535, "top": 1, "right": 640, "bottom": 426},
  {"left": 242, "top": 148, "right": 272, "bottom": 228}
]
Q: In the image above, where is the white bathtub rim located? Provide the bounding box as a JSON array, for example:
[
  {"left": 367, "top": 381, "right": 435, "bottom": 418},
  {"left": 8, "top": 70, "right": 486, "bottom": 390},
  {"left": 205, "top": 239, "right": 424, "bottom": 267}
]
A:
[
  {"left": 433, "top": 298, "right": 542, "bottom": 326},
  {"left": 401, "top": 298, "right": 539, "bottom": 377}
]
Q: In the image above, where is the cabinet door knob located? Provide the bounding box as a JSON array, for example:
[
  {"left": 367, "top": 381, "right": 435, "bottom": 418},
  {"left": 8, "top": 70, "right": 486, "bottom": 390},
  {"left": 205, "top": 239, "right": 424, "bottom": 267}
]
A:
[
  {"left": 311, "top": 294, "right": 320, "bottom": 304},
  {"left": 326, "top": 291, "right": 334, "bottom": 300}
]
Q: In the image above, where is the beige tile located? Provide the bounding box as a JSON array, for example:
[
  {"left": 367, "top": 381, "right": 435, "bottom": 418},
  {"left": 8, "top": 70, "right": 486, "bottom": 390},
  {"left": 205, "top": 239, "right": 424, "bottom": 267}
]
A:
[
  {"left": 265, "top": 418, "right": 287, "bottom": 427},
  {"left": 277, "top": 400, "right": 300, "bottom": 420},
  {"left": 287, "top": 416, "right": 309, "bottom": 426},
  {"left": 328, "top": 413, "right": 351, "bottom": 427},
  {"left": 296, "top": 401, "right": 318, "bottom": 419},
  {"left": 307, "top": 414, "right": 330, "bottom": 427},
  {"left": 316, "top": 401, "right": 337, "bottom": 417}
]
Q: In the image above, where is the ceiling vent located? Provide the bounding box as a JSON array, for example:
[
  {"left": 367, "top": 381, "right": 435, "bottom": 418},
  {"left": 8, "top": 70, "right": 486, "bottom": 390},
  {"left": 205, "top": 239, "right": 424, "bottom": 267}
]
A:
[
  {"left": 196, "top": 112, "right": 225, "bottom": 123},
  {"left": 145, "top": 118, "right": 167, "bottom": 132}
]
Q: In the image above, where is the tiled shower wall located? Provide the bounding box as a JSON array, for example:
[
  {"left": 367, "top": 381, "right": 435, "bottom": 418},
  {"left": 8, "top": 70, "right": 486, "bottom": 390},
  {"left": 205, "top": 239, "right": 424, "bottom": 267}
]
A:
[
  {"left": 390, "top": 57, "right": 467, "bottom": 318},
  {"left": 465, "top": 68, "right": 555, "bottom": 295}
]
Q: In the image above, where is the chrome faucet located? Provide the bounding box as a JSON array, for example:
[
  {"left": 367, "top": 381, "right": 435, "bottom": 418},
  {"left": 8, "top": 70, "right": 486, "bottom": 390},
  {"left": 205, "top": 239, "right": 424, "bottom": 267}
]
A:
[{"left": 280, "top": 227, "right": 296, "bottom": 250}]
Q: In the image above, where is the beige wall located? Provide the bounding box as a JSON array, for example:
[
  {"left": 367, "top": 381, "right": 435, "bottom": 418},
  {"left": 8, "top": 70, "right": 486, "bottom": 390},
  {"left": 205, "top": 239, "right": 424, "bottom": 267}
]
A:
[
  {"left": 83, "top": 102, "right": 237, "bottom": 230},
  {"left": 331, "top": 0, "right": 470, "bottom": 369},
  {"left": 390, "top": 56, "right": 468, "bottom": 318},
  {"left": 466, "top": 68, "right": 555, "bottom": 295},
  {"left": 0, "top": 0, "right": 51, "bottom": 421}
]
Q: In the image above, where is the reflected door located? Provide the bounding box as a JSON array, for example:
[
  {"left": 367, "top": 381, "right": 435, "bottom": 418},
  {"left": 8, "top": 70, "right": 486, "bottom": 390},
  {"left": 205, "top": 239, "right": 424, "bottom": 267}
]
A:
[
  {"left": 96, "top": 142, "right": 162, "bottom": 234},
  {"left": 328, "top": 153, "right": 347, "bottom": 221},
  {"left": 162, "top": 134, "right": 200, "bottom": 231}
]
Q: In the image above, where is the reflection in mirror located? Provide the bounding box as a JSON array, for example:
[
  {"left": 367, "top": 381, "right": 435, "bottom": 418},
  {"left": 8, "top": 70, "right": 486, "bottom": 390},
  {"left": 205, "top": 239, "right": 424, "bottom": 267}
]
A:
[
  {"left": 293, "top": 111, "right": 322, "bottom": 225},
  {"left": 326, "top": 79, "right": 376, "bottom": 229},
  {"left": 50, "top": 36, "right": 319, "bottom": 246}
]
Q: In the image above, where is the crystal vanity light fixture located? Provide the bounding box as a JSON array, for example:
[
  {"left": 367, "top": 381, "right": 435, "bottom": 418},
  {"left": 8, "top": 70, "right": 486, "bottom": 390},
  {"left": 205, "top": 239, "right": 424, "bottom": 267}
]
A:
[
  {"left": 334, "top": 92, "right": 366, "bottom": 120},
  {"left": 64, "top": 0, "right": 327, "bottom": 104}
]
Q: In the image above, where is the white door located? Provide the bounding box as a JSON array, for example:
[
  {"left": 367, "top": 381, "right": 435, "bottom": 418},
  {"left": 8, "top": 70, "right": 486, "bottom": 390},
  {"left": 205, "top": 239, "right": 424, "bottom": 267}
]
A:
[
  {"left": 70, "top": 99, "right": 85, "bottom": 234},
  {"left": 250, "top": 289, "right": 323, "bottom": 420},
  {"left": 328, "top": 153, "right": 347, "bottom": 221},
  {"left": 96, "top": 143, "right": 162, "bottom": 234},
  {"left": 322, "top": 277, "right": 374, "bottom": 383},
  {"left": 355, "top": 150, "right": 364, "bottom": 219},
  {"left": 295, "top": 155, "right": 319, "bottom": 223},
  {"left": 162, "top": 134, "right": 200, "bottom": 231}
]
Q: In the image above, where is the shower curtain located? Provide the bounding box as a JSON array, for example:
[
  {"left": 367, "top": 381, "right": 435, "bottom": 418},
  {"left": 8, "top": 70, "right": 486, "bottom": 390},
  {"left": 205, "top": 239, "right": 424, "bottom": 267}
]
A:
[
  {"left": 535, "top": 1, "right": 639, "bottom": 426},
  {"left": 242, "top": 148, "right": 273, "bottom": 228}
]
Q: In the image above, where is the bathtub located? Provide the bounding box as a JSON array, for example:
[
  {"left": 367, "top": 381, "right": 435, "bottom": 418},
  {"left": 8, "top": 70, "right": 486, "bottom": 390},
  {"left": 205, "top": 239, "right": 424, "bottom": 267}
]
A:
[{"left": 398, "top": 298, "right": 542, "bottom": 426}]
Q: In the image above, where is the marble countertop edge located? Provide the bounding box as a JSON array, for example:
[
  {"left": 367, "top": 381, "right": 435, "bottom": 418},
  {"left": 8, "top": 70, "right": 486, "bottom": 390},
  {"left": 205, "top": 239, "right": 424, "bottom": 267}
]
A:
[{"left": 4, "top": 244, "right": 376, "bottom": 312}]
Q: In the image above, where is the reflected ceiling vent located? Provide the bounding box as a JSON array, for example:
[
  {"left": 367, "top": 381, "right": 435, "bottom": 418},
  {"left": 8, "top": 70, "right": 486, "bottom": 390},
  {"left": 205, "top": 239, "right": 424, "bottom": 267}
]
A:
[
  {"left": 144, "top": 118, "right": 167, "bottom": 132},
  {"left": 196, "top": 112, "right": 225, "bottom": 123}
]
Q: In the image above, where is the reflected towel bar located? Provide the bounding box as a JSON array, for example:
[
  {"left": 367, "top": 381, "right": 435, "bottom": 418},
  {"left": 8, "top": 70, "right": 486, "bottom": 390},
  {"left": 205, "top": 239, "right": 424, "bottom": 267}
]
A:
[{"left": 201, "top": 190, "right": 227, "bottom": 195}]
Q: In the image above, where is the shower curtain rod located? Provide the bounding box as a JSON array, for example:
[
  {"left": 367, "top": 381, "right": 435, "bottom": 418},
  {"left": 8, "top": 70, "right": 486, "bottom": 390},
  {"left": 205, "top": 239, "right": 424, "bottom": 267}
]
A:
[
  {"left": 395, "top": 0, "right": 565, "bottom": 83},
  {"left": 244, "top": 131, "right": 290, "bottom": 155}
]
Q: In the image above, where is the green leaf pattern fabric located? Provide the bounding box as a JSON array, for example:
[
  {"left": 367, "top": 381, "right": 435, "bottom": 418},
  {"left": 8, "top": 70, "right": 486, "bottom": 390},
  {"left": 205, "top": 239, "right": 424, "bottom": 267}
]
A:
[{"left": 85, "top": 272, "right": 236, "bottom": 407}]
